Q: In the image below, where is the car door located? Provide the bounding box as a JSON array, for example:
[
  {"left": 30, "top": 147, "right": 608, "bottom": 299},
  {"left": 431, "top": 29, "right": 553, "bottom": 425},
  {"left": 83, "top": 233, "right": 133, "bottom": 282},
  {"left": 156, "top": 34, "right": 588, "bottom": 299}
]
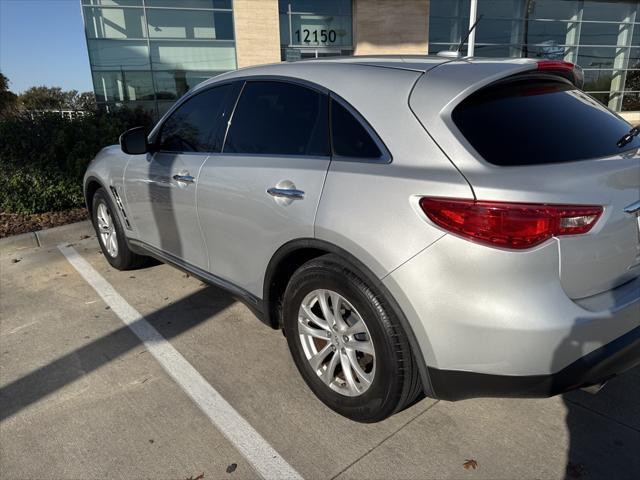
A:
[
  {"left": 197, "top": 80, "right": 331, "bottom": 296},
  {"left": 123, "top": 84, "right": 233, "bottom": 270}
]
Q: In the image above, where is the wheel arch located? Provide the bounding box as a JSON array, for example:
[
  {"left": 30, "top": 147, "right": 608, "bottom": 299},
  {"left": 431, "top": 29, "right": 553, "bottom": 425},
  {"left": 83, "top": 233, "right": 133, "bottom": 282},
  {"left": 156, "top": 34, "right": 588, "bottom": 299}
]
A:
[
  {"left": 84, "top": 176, "right": 106, "bottom": 221},
  {"left": 263, "top": 238, "right": 434, "bottom": 396}
]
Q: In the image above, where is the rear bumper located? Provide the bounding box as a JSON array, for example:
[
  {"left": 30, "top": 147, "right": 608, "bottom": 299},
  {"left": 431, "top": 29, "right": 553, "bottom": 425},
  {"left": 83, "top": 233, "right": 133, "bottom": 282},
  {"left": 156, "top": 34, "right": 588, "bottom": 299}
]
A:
[
  {"left": 383, "top": 234, "right": 640, "bottom": 399},
  {"left": 427, "top": 325, "right": 640, "bottom": 401}
]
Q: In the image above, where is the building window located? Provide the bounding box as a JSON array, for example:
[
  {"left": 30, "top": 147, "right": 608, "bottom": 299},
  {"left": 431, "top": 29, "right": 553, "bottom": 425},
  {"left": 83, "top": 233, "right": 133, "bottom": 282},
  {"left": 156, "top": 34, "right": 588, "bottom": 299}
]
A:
[
  {"left": 278, "top": 0, "right": 353, "bottom": 61},
  {"left": 82, "top": 0, "right": 236, "bottom": 118},
  {"left": 428, "top": 0, "right": 640, "bottom": 112}
]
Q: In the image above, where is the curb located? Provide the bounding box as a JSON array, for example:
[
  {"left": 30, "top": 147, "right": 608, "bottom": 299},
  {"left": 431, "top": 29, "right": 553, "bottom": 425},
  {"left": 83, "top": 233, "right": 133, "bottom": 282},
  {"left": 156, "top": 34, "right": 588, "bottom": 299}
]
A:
[{"left": 0, "top": 221, "right": 95, "bottom": 257}]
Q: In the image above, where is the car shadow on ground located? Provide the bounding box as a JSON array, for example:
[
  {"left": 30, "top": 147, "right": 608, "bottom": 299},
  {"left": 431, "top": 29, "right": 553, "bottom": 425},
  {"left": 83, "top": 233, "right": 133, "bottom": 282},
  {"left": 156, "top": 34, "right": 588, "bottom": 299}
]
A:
[
  {"left": 552, "top": 314, "right": 640, "bottom": 480},
  {"left": 1, "top": 262, "right": 638, "bottom": 479},
  {"left": 0, "top": 284, "right": 235, "bottom": 422},
  {"left": 561, "top": 367, "right": 640, "bottom": 480}
]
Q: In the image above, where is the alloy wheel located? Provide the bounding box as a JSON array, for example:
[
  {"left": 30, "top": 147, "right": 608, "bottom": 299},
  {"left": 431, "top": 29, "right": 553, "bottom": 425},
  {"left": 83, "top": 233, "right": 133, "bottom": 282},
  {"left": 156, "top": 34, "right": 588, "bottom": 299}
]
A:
[
  {"left": 297, "top": 289, "right": 376, "bottom": 397},
  {"left": 97, "top": 202, "right": 118, "bottom": 258}
]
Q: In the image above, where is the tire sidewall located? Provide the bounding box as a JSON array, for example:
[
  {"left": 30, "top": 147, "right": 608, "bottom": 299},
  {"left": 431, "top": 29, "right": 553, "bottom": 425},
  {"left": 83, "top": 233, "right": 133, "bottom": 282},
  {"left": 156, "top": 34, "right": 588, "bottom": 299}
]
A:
[
  {"left": 283, "top": 260, "right": 403, "bottom": 422},
  {"left": 92, "top": 189, "right": 128, "bottom": 270}
]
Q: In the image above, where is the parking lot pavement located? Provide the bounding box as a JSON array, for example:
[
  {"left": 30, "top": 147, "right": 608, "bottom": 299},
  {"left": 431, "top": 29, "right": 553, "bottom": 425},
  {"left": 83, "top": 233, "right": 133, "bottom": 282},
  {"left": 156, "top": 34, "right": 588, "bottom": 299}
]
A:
[{"left": 1, "top": 234, "right": 639, "bottom": 479}]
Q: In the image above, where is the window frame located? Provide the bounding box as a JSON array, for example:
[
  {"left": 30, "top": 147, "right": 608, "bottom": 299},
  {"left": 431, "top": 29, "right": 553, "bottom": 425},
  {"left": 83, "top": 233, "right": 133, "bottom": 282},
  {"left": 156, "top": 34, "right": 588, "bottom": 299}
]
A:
[
  {"left": 150, "top": 80, "right": 241, "bottom": 154},
  {"left": 220, "top": 77, "right": 331, "bottom": 158},
  {"left": 329, "top": 92, "right": 392, "bottom": 164},
  {"left": 218, "top": 74, "right": 391, "bottom": 163}
]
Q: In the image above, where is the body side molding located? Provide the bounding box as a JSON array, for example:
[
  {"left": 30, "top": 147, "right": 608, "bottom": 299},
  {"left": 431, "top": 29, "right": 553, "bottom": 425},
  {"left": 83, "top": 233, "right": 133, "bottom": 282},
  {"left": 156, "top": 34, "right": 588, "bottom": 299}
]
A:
[{"left": 127, "top": 239, "right": 265, "bottom": 323}]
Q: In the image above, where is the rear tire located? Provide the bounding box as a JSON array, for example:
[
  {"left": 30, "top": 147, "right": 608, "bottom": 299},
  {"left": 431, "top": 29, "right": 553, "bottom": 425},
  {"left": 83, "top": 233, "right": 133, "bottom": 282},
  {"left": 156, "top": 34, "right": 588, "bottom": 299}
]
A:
[
  {"left": 91, "top": 188, "right": 148, "bottom": 270},
  {"left": 282, "top": 254, "right": 422, "bottom": 422}
]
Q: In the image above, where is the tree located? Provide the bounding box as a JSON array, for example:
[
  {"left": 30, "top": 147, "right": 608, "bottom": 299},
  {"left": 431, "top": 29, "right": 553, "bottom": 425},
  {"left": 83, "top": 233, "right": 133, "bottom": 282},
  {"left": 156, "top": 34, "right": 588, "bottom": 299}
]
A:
[
  {"left": 0, "top": 72, "right": 18, "bottom": 117},
  {"left": 18, "top": 86, "right": 97, "bottom": 112},
  {"left": 67, "top": 91, "right": 97, "bottom": 112},
  {"left": 19, "top": 86, "right": 67, "bottom": 111}
]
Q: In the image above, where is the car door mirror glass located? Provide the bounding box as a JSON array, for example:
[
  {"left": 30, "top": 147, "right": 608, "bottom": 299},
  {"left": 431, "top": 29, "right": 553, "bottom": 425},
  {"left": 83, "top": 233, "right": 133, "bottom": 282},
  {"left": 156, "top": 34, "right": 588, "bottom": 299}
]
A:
[{"left": 120, "top": 127, "right": 149, "bottom": 155}]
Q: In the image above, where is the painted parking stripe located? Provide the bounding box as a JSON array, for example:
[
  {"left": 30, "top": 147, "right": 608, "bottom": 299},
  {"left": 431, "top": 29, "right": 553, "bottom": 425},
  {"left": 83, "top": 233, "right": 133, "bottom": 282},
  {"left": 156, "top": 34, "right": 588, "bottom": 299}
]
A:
[{"left": 59, "top": 244, "right": 303, "bottom": 480}]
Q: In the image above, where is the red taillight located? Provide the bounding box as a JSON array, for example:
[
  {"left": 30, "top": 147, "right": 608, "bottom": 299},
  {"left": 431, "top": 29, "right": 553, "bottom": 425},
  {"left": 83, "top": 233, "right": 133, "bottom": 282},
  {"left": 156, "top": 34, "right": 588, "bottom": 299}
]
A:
[
  {"left": 536, "top": 60, "right": 584, "bottom": 88},
  {"left": 419, "top": 197, "right": 603, "bottom": 250},
  {"left": 537, "top": 60, "right": 575, "bottom": 73}
]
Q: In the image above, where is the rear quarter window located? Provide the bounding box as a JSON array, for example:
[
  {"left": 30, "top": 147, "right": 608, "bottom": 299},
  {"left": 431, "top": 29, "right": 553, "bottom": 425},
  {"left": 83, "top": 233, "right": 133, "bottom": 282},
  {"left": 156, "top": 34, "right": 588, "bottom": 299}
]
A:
[{"left": 452, "top": 78, "right": 640, "bottom": 166}]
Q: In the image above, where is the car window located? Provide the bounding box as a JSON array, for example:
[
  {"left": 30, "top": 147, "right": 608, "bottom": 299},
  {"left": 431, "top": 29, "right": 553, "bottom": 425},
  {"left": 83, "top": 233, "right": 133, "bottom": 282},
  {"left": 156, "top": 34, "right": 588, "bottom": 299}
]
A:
[
  {"left": 224, "top": 81, "right": 329, "bottom": 156},
  {"left": 330, "top": 99, "right": 381, "bottom": 159},
  {"left": 451, "top": 78, "right": 640, "bottom": 166},
  {"left": 159, "top": 84, "right": 231, "bottom": 153}
]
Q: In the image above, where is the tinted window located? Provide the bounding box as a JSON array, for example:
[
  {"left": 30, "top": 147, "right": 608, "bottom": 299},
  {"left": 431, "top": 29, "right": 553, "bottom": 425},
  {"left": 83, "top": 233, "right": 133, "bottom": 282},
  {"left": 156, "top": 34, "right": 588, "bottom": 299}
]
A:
[
  {"left": 224, "top": 81, "right": 329, "bottom": 156},
  {"left": 331, "top": 99, "right": 381, "bottom": 158},
  {"left": 452, "top": 78, "right": 640, "bottom": 166},
  {"left": 159, "top": 84, "right": 231, "bottom": 152}
]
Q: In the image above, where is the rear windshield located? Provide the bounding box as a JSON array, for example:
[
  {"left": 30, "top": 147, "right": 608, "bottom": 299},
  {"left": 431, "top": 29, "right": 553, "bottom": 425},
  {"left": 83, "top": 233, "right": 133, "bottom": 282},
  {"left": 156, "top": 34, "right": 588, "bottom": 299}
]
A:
[{"left": 452, "top": 78, "right": 640, "bottom": 166}]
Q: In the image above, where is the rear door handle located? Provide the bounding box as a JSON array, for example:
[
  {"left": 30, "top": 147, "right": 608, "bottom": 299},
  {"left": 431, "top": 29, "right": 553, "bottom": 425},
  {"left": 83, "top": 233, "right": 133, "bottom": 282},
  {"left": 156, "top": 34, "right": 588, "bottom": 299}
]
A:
[
  {"left": 267, "top": 187, "right": 305, "bottom": 200},
  {"left": 173, "top": 174, "right": 195, "bottom": 184}
]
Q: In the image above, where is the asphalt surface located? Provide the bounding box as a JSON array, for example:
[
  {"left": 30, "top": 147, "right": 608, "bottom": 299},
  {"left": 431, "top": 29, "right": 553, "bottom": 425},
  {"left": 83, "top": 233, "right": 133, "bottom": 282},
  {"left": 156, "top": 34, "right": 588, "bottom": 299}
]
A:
[{"left": 1, "top": 230, "right": 639, "bottom": 479}]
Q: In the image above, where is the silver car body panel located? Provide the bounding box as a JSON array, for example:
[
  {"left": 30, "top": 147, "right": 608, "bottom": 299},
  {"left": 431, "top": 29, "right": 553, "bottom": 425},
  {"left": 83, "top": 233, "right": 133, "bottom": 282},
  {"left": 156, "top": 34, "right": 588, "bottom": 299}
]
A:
[
  {"left": 123, "top": 151, "right": 210, "bottom": 270},
  {"left": 410, "top": 60, "right": 640, "bottom": 300},
  {"left": 84, "top": 56, "right": 640, "bottom": 387}
]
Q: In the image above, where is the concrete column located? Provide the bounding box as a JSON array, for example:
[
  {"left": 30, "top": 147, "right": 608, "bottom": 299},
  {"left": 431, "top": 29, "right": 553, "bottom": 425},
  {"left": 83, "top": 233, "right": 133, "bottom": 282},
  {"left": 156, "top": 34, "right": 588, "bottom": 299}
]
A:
[
  {"left": 233, "top": 0, "right": 281, "bottom": 68},
  {"left": 353, "top": 0, "right": 430, "bottom": 56}
]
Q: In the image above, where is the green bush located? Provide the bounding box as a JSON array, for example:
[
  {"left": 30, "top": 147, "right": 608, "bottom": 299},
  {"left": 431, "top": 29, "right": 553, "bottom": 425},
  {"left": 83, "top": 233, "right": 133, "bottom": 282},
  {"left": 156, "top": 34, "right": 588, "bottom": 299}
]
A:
[
  {"left": 0, "top": 166, "right": 84, "bottom": 214},
  {"left": 0, "top": 107, "right": 154, "bottom": 214}
]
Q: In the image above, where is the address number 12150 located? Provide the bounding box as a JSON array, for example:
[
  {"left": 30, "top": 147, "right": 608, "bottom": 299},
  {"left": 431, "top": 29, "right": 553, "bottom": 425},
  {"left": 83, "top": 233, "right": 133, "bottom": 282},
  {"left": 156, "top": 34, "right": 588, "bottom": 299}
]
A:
[{"left": 295, "top": 29, "right": 338, "bottom": 44}]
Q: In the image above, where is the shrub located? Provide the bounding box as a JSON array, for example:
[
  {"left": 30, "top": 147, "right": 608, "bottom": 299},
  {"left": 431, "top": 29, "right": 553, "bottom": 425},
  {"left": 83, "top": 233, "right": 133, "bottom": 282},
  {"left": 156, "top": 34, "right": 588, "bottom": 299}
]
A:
[
  {"left": 0, "top": 166, "right": 84, "bottom": 214},
  {"left": 0, "top": 107, "right": 154, "bottom": 214}
]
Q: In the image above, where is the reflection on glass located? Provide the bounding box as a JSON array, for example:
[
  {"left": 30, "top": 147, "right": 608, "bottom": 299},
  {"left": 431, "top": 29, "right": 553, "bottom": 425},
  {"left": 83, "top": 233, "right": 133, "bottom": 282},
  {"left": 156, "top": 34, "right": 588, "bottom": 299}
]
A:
[
  {"left": 88, "top": 39, "right": 150, "bottom": 70},
  {"left": 427, "top": 0, "right": 640, "bottom": 112},
  {"left": 584, "top": 69, "right": 614, "bottom": 92},
  {"left": 146, "top": 9, "right": 233, "bottom": 40},
  {"left": 83, "top": 0, "right": 143, "bottom": 6},
  {"left": 279, "top": 0, "right": 353, "bottom": 50},
  {"left": 84, "top": 7, "right": 146, "bottom": 39},
  {"left": 529, "top": 0, "right": 579, "bottom": 21},
  {"left": 580, "top": 22, "right": 624, "bottom": 47},
  {"left": 92, "top": 71, "right": 154, "bottom": 102},
  {"left": 146, "top": 0, "right": 231, "bottom": 8},
  {"left": 582, "top": 0, "right": 637, "bottom": 22},
  {"left": 153, "top": 71, "right": 217, "bottom": 99},
  {"left": 150, "top": 41, "right": 236, "bottom": 71},
  {"left": 578, "top": 47, "right": 619, "bottom": 69}
]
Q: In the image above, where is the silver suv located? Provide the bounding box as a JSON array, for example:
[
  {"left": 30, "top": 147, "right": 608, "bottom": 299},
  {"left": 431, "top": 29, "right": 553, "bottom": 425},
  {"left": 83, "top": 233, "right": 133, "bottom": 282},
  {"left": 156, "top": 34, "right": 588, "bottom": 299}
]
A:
[{"left": 85, "top": 56, "right": 640, "bottom": 422}]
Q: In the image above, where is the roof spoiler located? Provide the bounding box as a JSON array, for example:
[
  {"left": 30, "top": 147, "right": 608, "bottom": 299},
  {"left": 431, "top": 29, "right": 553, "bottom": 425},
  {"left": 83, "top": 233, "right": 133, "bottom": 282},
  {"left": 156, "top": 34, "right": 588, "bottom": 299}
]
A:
[{"left": 535, "top": 60, "right": 584, "bottom": 89}]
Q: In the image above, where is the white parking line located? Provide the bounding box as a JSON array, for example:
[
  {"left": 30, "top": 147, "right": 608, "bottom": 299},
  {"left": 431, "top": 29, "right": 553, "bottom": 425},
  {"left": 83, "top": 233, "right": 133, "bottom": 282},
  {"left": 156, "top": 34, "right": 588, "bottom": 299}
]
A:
[{"left": 59, "top": 244, "right": 303, "bottom": 480}]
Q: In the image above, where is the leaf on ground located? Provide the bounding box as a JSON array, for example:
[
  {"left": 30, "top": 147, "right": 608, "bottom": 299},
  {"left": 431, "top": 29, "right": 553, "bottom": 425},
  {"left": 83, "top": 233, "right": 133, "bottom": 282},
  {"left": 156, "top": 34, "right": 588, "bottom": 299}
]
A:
[
  {"left": 185, "top": 473, "right": 204, "bottom": 480},
  {"left": 226, "top": 463, "right": 237, "bottom": 474},
  {"left": 80, "top": 235, "right": 90, "bottom": 240},
  {"left": 463, "top": 459, "right": 478, "bottom": 470}
]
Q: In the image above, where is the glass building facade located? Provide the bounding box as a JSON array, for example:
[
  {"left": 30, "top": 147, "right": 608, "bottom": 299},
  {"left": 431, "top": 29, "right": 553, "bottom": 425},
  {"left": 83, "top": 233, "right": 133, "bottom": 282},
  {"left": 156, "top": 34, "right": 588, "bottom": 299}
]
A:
[
  {"left": 429, "top": 0, "right": 640, "bottom": 112},
  {"left": 278, "top": 0, "right": 353, "bottom": 60},
  {"left": 82, "top": 0, "right": 236, "bottom": 117},
  {"left": 81, "top": 0, "right": 640, "bottom": 115}
]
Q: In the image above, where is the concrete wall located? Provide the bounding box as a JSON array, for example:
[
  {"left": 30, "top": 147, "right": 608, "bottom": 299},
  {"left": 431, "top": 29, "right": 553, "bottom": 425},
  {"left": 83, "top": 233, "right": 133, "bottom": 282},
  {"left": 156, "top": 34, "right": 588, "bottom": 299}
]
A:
[
  {"left": 353, "top": 0, "right": 429, "bottom": 55},
  {"left": 233, "top": 0, "right": 281, "bottom": 68}
]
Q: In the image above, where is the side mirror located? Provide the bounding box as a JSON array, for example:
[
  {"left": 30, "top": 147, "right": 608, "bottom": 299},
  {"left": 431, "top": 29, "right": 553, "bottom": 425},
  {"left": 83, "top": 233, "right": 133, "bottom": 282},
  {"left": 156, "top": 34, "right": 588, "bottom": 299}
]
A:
[{"left": 119, "top": 127, "right": 148, "bottom": 155}]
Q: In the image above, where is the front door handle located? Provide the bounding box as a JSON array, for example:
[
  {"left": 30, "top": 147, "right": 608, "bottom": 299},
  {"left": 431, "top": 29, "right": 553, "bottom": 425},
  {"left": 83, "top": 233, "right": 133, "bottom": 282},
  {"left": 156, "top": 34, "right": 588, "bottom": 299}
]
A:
[
  {"left": 267, "top": 187, "right": 305, "bottom": 200},
  {"left": 173, "top": 174, "right": 195, "bottom": 184}
]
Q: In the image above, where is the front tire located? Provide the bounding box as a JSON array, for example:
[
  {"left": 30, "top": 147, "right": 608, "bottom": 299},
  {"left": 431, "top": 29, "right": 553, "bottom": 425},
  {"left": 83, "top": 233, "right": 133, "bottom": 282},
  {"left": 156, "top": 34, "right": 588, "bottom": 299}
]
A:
[
  {"left": 282, "top": 254, "right": 422, "bottom": 422},
  {"left": 91, "top": 188, "right": 147, "bottom": 270}
]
